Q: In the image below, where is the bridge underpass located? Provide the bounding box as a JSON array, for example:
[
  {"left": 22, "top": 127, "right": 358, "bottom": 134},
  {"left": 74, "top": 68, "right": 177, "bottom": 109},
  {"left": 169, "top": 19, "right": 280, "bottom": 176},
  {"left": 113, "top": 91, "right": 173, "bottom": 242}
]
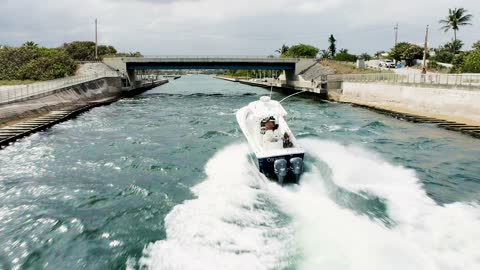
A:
[{"left": 103, "top": 57, "right": 314, "bottom": 87}]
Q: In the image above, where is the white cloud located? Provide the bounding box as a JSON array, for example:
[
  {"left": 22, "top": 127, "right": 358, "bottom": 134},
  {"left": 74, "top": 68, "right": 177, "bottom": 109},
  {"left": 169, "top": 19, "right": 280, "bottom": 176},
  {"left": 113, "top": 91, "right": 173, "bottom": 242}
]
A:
[{"left": 0, "top": 0, "right": 479, "bottom": 55}]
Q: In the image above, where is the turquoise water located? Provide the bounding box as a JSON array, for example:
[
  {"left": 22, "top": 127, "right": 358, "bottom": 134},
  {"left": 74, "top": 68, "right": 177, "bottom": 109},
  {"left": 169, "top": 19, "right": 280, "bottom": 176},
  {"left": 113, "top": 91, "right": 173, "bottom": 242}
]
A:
[{"left": 0, "top": 75, "right": 479, "bottom": 269}]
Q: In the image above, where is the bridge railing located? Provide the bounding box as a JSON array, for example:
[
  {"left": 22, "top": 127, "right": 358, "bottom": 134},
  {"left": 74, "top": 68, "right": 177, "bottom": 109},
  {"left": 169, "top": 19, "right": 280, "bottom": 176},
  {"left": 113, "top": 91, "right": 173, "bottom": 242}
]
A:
[
  {"left": 0, "top": 71, "right": 120, "bottom": 105},
  {"left": 327, "top": 73, "right": 480, "bottom": 89},
  {"left": 138, "top": 55, "right": 317, "bottom": 61}
]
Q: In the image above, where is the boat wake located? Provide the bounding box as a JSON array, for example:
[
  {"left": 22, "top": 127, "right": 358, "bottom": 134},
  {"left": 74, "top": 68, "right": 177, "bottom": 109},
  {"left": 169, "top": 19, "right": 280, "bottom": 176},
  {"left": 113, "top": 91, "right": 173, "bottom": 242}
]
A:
[{"left": 136, "top": 139, "right": 480, "bottom": 270}]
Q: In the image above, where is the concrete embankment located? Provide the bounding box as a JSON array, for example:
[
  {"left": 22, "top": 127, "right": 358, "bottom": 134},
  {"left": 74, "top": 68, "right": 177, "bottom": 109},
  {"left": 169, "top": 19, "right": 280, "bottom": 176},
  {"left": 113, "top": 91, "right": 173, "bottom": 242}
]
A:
[
  {"left": 213, "top": 76, "right": 327, "bottom": 100},
  {"left": 337, "top": 82, "right": 480, "bottom": 126},
  {"left": 0, "top": 78, "right": 168, "bottom": 127},
  {"left": 0, "top": 77, "right": 168, "bottom": 147},
  {"left": 0, "top": 77, "right": 122, "bottom": 127}
]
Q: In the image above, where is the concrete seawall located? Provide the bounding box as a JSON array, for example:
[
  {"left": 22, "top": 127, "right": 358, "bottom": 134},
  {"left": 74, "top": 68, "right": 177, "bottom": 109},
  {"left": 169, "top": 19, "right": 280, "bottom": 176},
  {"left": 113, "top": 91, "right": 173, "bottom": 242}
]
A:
[
  {"left": 0, "top": 78, "right": 168, "bottom": 127},
  {"left": 213, "top": 76, "right": 327, "bottom": 100},
  {"left": 340, "top": 82, "right": 480, "bottom": 126},
  {"left": 0, "top": 77, "right": 123, "bottom": 126}
]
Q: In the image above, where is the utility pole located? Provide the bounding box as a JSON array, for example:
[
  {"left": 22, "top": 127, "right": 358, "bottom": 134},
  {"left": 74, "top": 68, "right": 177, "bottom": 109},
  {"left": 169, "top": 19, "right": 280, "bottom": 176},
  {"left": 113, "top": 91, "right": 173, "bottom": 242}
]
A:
[
  {"left": 95, "top": 18, "right": 98, "bottom": 60},
  {"left": 422, "top": 25, "right": 429, "bottom": 72},
  {"left": 394, "top": 23, "right": 398, "bottom": 46}
]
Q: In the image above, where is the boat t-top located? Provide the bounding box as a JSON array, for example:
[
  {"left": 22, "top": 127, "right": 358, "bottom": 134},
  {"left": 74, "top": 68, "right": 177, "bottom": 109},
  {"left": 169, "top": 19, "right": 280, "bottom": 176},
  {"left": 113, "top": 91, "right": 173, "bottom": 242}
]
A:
[{"left": 236, "top": 96, "right": 304, "bottom": 184}]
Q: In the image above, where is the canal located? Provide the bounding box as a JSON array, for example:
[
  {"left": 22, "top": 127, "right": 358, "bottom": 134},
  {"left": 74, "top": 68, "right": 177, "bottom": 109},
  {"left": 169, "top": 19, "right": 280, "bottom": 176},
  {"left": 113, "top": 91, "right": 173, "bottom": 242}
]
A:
[{"left": 0, "top": 75, "right": 479, "bottom": 269}]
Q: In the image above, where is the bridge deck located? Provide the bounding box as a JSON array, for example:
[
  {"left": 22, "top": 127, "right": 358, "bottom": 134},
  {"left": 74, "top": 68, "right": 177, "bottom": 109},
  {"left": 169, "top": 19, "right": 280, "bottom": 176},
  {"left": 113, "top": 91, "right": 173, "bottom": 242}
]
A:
[{"left": 119, "top": 57, "right": 300, "bottom": 70}]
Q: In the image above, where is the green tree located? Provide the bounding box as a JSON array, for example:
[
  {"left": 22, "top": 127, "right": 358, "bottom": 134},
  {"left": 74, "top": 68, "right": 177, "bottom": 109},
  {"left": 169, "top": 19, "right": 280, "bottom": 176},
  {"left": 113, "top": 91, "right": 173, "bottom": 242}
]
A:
[
  {"left": 443, "top": 39, "right": 464, "bottom": 54},
  {"left": 461, "top": 50, "right": 480, "bottom": 73},
  {"left": 472, "top": 40, "right": 480, "bottom": 51},
  {"left": 63, "top": 41, "right": 119, "bottom": 60},
  {"left": 17, "top": 49, "right": 77, "bottom": 80},
  {"left": 0, "top": 46, "right": 41, "bottom": 80},
  {"left": 450, "top": 51, "right": 469, "bottom": 73},
  {"left": 333, "top": 51, "right": 358, "bottom": 62},
  {"left": 403, "top": 44, "right": 425, "bottom": 66},
  {"left": 328, "top": 34, "right": 336, "bottom": 56},
  {"left": 98, "top": 45, "right": 117, "bottom": 56},
  {"left": 22, "top": 41, "right": 39, "bottom": 48},
  {"left": 0, "top": 44, "right": 77, "bottom": 80},
  {"left": 439, "top": 8, "right": 473, "bottom": 43},
  {"left": 282, "top": 44, "right": 318, "bottom": 58},
  {"left": 389, "top": 42, "right": 410, "bottom": 61},
  {"left": 389, "top": 42, "right": 424, "bottom": 66},
  {"left": 275, "top": 44, "right": 289, "bottom": 55},
  {"left": 63, "top": 41, "right": 96, "bottom": 61},
  {"left": 432, "top": 49, "right": 455, "bottom": 63},
  {"left": 359, "top": 53, "right": 372, "bottom": 61}
]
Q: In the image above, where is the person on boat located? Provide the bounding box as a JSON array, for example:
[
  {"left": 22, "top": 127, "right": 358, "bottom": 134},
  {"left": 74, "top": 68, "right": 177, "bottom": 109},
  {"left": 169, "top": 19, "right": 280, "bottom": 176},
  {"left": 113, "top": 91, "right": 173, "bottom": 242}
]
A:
[
  {"left": 282, "top": 132, "right": 293, "bottom": 148},
  {"left": 263, "top": 119, "right": 293, "bottom": 148},
  {"left": 263, "top": 120, "right": 282, "bottom": 143}
]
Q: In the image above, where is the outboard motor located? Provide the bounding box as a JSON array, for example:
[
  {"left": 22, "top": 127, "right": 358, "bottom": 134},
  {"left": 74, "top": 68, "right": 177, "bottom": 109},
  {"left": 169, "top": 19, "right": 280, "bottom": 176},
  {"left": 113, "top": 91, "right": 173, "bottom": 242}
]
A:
[
  {"left": 290, "top": 157, "right": 303, "bottom": 183},
  {"left": 274, "top": 159, "right": 288, "bottom": 185}
]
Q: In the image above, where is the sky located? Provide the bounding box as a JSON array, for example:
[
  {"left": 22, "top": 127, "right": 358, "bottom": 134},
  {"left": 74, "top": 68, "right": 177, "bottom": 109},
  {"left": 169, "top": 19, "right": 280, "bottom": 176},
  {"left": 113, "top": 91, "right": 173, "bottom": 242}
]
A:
[{"left": 1, "top": 0, "right": 479, "bottom": 56}]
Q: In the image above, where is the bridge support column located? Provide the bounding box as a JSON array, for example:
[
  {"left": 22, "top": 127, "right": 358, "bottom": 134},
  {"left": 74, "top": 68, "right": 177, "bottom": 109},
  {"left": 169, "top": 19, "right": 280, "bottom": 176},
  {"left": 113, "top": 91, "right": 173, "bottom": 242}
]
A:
[
  {"left": 127, "top": 70, "right": 137, "bottom": 87},
  {"left": 284, "top": 70, "right": 296, "bottom": 86}
]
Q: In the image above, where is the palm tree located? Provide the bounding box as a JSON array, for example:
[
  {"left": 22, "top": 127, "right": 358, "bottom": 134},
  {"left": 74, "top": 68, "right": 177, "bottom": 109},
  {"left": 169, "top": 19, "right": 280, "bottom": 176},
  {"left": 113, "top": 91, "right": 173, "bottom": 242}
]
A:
[
  {"left": 319, "top": 50, "right": 331, "bottom": 59},
  {"left": 275, "top": 44, "right": 289, "bottom": 55},
  {"left": 439, "top": 8, "right": 473, "bottom": 43},
  {"left": 22, "top": 41, "right": 38, "bottom": 48}
]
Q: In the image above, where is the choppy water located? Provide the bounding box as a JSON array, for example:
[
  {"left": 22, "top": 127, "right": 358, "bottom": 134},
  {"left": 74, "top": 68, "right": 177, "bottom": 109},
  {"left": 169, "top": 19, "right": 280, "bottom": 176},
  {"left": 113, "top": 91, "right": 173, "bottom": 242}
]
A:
[{"left": 0, "top": 75, "right": 479, "bottom": 270}]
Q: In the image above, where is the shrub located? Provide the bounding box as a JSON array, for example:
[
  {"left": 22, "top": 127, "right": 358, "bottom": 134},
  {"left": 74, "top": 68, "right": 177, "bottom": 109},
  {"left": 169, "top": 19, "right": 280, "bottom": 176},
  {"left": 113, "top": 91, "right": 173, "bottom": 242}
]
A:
[
  {"left": 450, "top": 52, "right": 468, "bottom": 73},
  {"left": 432, "top": 50, "right": 455, "bottom": 63},
  {"left": 17, "top": 49, "right": 77, "bottom": 80},
  {"left": 63, "top": 41, "right": 97, "bottom": 61},
  {"left": 389, "top": 42, "right": 425, "bottom": 66},
  {"left": 461, "top": 50, "right": 480, "bottom": 73},
  {"left": 0, "top": 46, "right": 41, "bottom": 80},
  {"left": 282, "top": 44, "right": 319, "bottom": 58},
  {"left": 0, "top": 44, "right": 77, "bottom": 81},
  {"left": 359, "top": 53, "right": 372, "bottom": 61},
  {"left": 473, "top": 40, "right": 480, "bottom": 51},
  {"left": 332, "top": 52, "right": 358, "bottom": 62},
  {"left": 62, "top": 41, "right": 119, "bottom": 60}
]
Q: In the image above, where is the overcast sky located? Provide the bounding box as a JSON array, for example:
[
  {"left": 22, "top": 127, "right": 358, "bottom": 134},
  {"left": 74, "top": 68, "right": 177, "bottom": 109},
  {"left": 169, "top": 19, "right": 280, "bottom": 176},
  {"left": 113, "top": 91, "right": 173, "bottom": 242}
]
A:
[{"left": 1, "top": 0, "right": 479, "bottom": 55}]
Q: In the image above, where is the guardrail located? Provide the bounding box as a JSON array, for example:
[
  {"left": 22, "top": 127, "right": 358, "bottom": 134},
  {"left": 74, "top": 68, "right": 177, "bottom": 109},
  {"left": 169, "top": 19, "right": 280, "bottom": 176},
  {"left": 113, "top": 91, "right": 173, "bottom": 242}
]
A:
[
  {"left": 141, "top": 55, "right": 318, "bottom": 60},
  {"left": 327, "top": 73, "right": 480, "bottom": 89},
  {"left": 0, "top": 71, "right": 120, "bottom": 105}
]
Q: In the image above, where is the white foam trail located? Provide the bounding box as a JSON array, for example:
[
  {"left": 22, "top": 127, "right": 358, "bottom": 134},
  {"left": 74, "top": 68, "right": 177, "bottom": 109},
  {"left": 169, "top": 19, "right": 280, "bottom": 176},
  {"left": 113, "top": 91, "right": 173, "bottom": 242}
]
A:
[
  {"left": 140, "top": 140, "right": 480, "bottom": 270},
  {"left": 139, "top": 144, "right": 295, "bottom": 270},
  {"left": 269, "top": 139, "right": 480, "bottom": 270}
]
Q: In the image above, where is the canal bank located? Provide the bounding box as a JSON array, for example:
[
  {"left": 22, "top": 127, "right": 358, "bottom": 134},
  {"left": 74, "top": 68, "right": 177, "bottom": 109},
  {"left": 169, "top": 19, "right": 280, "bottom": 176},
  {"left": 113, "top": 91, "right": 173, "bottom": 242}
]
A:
[
  {"left": 0, "top": 75, "right": 168, "bottom": 147},
  {"left": 214, "top": 75, "right": 480, "bottom": 139},
  {"left": 213, "top": 76, "right": 327, "bottom": 101}
]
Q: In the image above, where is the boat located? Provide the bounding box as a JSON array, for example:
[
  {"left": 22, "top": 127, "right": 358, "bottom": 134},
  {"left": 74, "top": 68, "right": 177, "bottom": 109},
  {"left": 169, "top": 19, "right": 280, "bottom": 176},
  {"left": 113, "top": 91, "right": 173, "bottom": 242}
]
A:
[{"left": 236, "top": 96, "right": 305, "bottom": 184}]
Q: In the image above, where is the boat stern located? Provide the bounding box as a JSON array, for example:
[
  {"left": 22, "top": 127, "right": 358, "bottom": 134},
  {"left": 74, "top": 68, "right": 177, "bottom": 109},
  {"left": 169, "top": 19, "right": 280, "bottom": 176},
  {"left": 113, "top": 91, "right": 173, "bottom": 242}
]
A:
[{"left": 258, "top": 153, "right": 305, "bottom": 184}]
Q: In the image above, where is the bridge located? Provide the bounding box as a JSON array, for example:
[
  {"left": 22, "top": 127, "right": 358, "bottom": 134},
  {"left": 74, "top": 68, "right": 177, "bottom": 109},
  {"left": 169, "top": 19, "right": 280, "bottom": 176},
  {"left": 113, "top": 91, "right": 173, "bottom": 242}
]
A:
[{"left": 103, "top": 57, "right": 314, "bottom": 86}]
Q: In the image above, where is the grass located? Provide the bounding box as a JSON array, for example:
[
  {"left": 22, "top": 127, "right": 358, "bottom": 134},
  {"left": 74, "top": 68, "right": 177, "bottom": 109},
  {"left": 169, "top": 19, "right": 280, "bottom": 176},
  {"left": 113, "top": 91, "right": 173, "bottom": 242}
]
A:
[
  {"left": 320, "top": 60, "right": 394, "bottom": 74},
  {"left": 0, "top": 80, "right": 37, "bottom": 86}
]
